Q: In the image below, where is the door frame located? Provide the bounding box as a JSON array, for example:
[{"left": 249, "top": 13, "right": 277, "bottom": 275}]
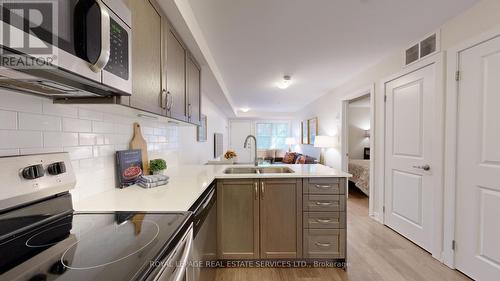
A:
[
  {"left": 443, "top": 25, "right": 500, "bottom": 268},
  {"left": 341, "top": 84, "right": 375, "bottom": 217},
  {"left": 378, "top": 52, "right": 445, "bottom": 261}
]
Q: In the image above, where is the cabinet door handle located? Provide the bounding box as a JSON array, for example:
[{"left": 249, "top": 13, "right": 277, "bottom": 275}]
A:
[
  {"left": 315, "top": 242, "right": 331, "bottom": 247},
  {"left": 167, "top": 92, "right": 173, "bottom": 111},
  {"left": 315, "top": 184, "right": 332, "bottom": 189},
  {"left": 254, "top": 182, "right": 258, "bottom": 200},
  {"left": 188, "top": 104, "right": 192, "bottom": 118},
  {"left": 261, "top": 182, "right": 265, "bottom": 200},
  {"left": 160, "top": 89, "right": 167, "bottom": 109},
  {"left": 315, "top": 201, "right": 333, "bottom": 206}
]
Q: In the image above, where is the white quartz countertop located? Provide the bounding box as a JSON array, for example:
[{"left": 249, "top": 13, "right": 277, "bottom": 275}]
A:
[{"left": 74, "top": 164, "right": 351, "bottom": 212}]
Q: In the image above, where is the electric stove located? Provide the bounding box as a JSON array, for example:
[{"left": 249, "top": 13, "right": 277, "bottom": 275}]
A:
[{"left": 0, "top": 153, "right": 193, "bottom": 281}]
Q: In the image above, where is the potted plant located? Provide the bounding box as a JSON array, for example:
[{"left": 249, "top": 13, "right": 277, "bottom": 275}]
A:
[{"left": 149, "top": 159, "right": 167, "bottom": 175}]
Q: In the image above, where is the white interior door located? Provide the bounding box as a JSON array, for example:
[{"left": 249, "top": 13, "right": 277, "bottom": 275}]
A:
[
  {"left": 455, "top": 36, "right": 500, "bottom": 281},
  {"left": 229, "top": 120, "right": 253, "bottom": 163},
  {"left": 384, "top": 64, "right": 436, "bottom": 252}
]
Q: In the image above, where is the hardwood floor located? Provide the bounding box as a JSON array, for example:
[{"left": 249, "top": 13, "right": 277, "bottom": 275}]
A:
[{"left": 215, "top": 188, "right": 471, "bottom": 281}]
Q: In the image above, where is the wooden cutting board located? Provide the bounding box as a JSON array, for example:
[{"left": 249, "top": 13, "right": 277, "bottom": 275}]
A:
[{"left": 130, "top": 122, "right": 149, "bottom": 175}]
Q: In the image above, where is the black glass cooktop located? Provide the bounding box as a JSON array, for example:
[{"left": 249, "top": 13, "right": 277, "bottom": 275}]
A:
[{"left": 0, "top": 211, "right": 191, "bottom": 281}]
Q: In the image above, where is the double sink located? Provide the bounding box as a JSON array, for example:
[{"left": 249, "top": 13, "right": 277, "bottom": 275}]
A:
[{"left": 223, "top": 166, "right": 295, "bottom": 174}]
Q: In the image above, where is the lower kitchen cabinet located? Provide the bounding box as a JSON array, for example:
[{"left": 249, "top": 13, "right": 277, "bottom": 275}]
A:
[
  {"left": 217, "top": 179, "right": 260, "bottom": 259},
  {"left": 217, "top": 178, "right": 303, "bottom": 260},
  {"left": 260, "top": 178, "right": 302, "bottom": 259}
]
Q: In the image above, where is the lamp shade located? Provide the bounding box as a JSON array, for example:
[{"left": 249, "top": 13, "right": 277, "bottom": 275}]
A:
[
  {"left": 314, "top": 135, "right": 336, "bottom": 148},
  {"left": 285, "top": 137, "right": 296, "bottom": 145}
]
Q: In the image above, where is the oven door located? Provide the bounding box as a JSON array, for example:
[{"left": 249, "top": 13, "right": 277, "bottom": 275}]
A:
[{"left": 0, "top": 0, "right": 110, "bottom": 82}]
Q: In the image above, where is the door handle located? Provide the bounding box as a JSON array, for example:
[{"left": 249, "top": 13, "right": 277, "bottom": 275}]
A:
[
  {"left": 261, "top": 181, "right": 265, "bottom": 200},
  {"left": 413, "top": 165, "right": 430, "bottom": 171},
  {"left": 166, "top": 91, "right": 173, "bottom": 111},
  {"left": 254, "top": 182, "right": 258, "bottom": 200},
  {"left": 89, "top": 0, "right": 110, "bottom": 72},
  {"left": 160, "top": 89, "right": 167, "bottom": 109}
]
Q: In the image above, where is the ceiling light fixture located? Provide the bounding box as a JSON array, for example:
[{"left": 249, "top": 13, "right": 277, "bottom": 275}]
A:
[
  {"left": 277, "top": 75, "right": 292, "bottom": 89},
  {"left": 240, "top": 107, "right": 250, "bottom": 113}
]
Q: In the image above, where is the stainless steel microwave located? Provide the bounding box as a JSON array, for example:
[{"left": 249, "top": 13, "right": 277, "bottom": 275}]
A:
[{"left": 0, "top": 0, "right": 132, "bottom": 98}]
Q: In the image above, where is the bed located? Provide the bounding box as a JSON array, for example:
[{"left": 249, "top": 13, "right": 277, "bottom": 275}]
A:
[{"left": 348, "top": 159, "right": 370, "bottom": 196}]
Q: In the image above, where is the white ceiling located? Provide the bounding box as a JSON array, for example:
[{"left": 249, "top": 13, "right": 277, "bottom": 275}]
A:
[{"left": 183, "top": 0, "right": 478, "bottom": 115}]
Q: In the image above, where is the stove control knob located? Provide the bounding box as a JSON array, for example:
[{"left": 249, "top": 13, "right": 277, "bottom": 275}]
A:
[
  {"left": 28, "top": 274, "right": 47, "bottom": 281},
  {"left": 49, "top": 260, "right": 68, "bottom": 275},
  {"left": 22, "top": 164, "right": 45, "bottom": 180},
  {"left": 47, "top": 162, "right": 66, "bottom": 176}
]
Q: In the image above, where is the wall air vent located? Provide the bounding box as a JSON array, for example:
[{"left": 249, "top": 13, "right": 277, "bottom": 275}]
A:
[{"left": 403, "top": 31, "right": 440, "bottom": 67}]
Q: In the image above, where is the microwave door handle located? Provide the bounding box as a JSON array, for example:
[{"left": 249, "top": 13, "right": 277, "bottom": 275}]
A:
[{"left": 89, "top": 0, "right": 111, "bottom": 72}]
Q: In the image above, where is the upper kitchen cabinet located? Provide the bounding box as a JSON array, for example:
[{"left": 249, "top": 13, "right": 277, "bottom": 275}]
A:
[
  {"left": 125, "top": 0, "right": 165, "bottom": 115},
  {"left": 166, "top": 29, "right": 187, "bottom": 122},
  {"left": 186, "top": 54, "right": 201, "bottom": 125}
]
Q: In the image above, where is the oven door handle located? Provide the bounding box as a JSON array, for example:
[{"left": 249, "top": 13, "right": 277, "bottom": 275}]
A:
[
  {"left": 171, "top": 228, "right": 193, "bottom": 281},
  {"left": 89, "top": 0, "right": 111, "bottom": 72},
  {"left": 155, "top": 226, "right": 193, "bottom": 281}
]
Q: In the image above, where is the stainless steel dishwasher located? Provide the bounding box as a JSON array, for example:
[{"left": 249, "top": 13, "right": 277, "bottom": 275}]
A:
[{"left": 189, "top": 183, "right": 217, "bottom": 281}]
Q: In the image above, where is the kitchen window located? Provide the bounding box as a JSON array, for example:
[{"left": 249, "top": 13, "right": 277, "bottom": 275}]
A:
[{"left": 256, "top": 122, "right": 289, "bottom": 150}]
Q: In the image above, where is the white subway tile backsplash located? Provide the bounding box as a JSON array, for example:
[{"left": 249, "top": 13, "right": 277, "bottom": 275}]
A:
[
  {"left": 19, "top": 113, "right": 62, "bottom": 131},
  {"left": 93, "top": 145, "right": 115, "bottom": 157},
  {"left": 0, "top": 130, "right": 42, "bottom": 149},
  {"left": 92, "top": 121, "right": 114, "bottom": 133},
  {"left": 0, "top": 92, "right": 186, "bottom": 204},
  {"left": 63, "top": 118, "right": 92, "bottom": 132},
  {"left": 20, "top": 147, "right": 63, "bottom": 155},
  {"left": 78, "top": 108, "right": 103, "bottom": 121},
  {"left": 142, "top": 127, "right": 154, "bottom": 135},
  {"left": 64, "top": 146, "right": 93, "bottom": 160},
  {"left": 0, "top": 148, "right": 20, "bottom": 156},
  {"left": 0, "top": 89, "right": 43, "bottom": 113},
  {"left": 43, "top": 132, "right": 79, "bottom": 147},
  {"left": 79, "top": 133, "right": 98, "bottom": 145},
  {"left": 154, "top": 128, "right": 167, "bottom": 136},
  {"left": 0, "top": 110, "right": 17, "bottom": 130},
  {"left": 42, "top": 101, "right": 78, "bottom": 118}
]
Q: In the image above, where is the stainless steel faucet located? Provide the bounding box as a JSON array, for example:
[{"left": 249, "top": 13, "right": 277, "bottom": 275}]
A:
[{"left": 244, "top": 135, "right": 258, "bottom": 166}]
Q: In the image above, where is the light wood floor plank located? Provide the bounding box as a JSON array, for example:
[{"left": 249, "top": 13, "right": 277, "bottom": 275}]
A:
[{"left": 215, "top": 188, "right": 472, "bottom": 281}]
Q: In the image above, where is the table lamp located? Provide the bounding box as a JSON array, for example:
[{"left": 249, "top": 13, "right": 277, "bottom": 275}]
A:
[{"left": 314, "top": 135, "right": 337, "bottom": 165}]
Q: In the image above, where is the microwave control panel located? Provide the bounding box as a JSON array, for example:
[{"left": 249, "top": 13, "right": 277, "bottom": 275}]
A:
[{"left": 105, "top": 18, "right": 129, "bottom": 80}]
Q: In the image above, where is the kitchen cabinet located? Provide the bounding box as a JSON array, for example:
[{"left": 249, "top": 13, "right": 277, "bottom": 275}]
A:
[
  {"left": 259, "top": 178, "right": 302, "bottom": 259},
  {"left": 125, "top": 0, "right": 165, "bottom": 115},
  {"left": 217, "top": 179, "right": 260, "bottom": 259},
  {"left": 186, "top": 54, "right": 201, "bottom": 125},
  {"left": 166, "top": 29, "right": 187, "bottom": 121},
  {"left": 217, "top": 178, "right": 302, "bottom": 260}
]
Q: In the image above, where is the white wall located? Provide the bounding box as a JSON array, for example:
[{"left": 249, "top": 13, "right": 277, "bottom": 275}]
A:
[
  {"left": 177, "top": 96, "right": 229, "bottom": 164},
  {"left": 292, "top": 0, "right": 500, "bottom": 213},
  {"left": 348, "top": 105, "right": 370, "bottom": 159},
  {"left": 0, "top": 90, "right": 228, "bottom": 202}
]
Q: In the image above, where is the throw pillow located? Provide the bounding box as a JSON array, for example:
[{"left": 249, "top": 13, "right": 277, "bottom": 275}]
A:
[
  {"left": 295, "top": 155, "right": 306, "bottom": 164},
  {"left": 282, "top": 152, "right": 296, "bottom": 164}
]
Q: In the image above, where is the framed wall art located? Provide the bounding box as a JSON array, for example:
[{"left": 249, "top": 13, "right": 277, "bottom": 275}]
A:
[{"left": 308, "top": 117, "right": 318, "bottom": 145}]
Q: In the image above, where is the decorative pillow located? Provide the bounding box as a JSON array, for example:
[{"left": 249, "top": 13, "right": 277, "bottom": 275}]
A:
[
  {"left": 282, "top": 152, "right": 296, "bottom": 164},
  {"left": 295, "top": 155, "right": 306, "bottom": 164}
]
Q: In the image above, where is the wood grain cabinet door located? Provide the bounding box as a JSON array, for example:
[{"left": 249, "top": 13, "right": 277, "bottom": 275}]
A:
[
  {"left": 128, "top": 0, "right": 164, "bottom": 115},
  {"left": 217, "top": 179, "right": 260, "bottom": 259},
  {"left": 186, "top": 55, "right": 201, "bottom": 125},
  {"left": 166, "top": 30, "right": 187, "bottom": 121},
  {"left": 259, "top": 178, "right": 302, "bottom": 259}
]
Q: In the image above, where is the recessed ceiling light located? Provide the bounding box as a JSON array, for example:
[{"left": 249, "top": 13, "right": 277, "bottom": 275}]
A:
[
  {"left": 277, "top": 75, "right": 292, "bottom": 89},
  {"left": 240, "top": 107, "right": 250, "bottom": 112}
]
